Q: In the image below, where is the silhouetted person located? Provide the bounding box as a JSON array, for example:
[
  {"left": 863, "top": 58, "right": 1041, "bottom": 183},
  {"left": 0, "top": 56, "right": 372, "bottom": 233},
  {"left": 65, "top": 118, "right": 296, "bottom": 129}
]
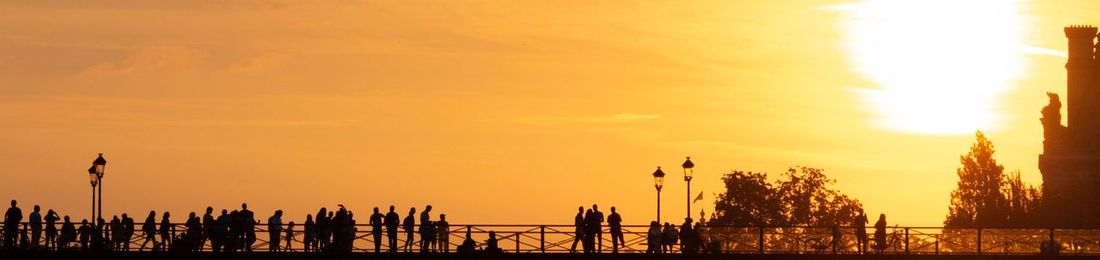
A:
[
  {"left": 202, "top": 207, "right": 214, "bottom": 251},
  {"left": 569, "top": 206, "right": 583, "bottom": 253},
  {"left": 78, "top": 219, "right": 91, "bottom": 250},
  {"left": 213, "top": 209, "right": 229, "bottom": 252},
  {"left": 159, "top": 212, "right": 171, "bottom": 251},
  {"left": 370, "top": 207, "right": 383, "bottom": 252},
  {"left": 29, "top": 205, "right": 41, "bottom": 248},
  {"left": 122, "top": 213, "right": 135, "bottom": 251},
  {"left": 662, "top": 222, "right": 677, "bottom": 253},
  {"left": 384, "top": 206, "right": 399, "bottom": 253},
  {"left": 314, "top": 208, "right": 328, "bottom": 251},
  {"left": 4, "top": 200, "right": 23, "bottom": 249},
  {"left": 44, "top": 209, "right": 58, "bottom": 249},
  {"left": 402, "top": 207, "right": 415, "bottom": 252},
  {"left": 185, "top": 212, "right": 200, "bottom": 252},
  {"left": 109, "top": 215, "right": 121, "bottom": 250},
  {"left": 854, "top": 210, "right": 868, "bottom": 254},
  {"left": 267, "top": 210, "right": 283, "bottom": 252},
  {"left": 437, "top": 214, "right": 449, "bottom": 253},
  {"left": 592, "top": 204, "right": 604, "bottom": 253},
  {"left": 679, "top": 218, "right": 697, "bottom": 254},
  {"left": 608, "top": 206, "right": 623, "bottom": 253},
  {"left": 457, "top": 228, "right": 476, "bottom": 254},
  {"left": 240, "top": 203, "right": 256, "bottom": 251},
  {"left": 485, "top": 231, "right": 502, "bottom": 254},
  {"left": 284, "top": 221, "right": 295, "bottom": 251},
  {"left": 873, "top": 213, "right": 887, "bottom": 253},
  {"left": 94, "top": 217, "right": 106, "bottom": 251},
  {"left": 646, "top": 221, "right": 661, "bottom": 254},
  {"left": 419, "top": 205, "right": 432, "bottom": 252},
  {"left": 303, "top": 214, "right": 314, "bottom": 252},
  {"left": 59, "top": 216, "right": 75, "bottom": 250},
  {"left": 582, "top": 209, "right": 595, "bottom": 253}
]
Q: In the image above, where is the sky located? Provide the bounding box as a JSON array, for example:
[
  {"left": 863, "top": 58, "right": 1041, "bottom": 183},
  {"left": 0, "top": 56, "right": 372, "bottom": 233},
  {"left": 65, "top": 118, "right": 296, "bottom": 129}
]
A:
[{"left": 2, "top": 0, "right": 1100, "bottom": 226}]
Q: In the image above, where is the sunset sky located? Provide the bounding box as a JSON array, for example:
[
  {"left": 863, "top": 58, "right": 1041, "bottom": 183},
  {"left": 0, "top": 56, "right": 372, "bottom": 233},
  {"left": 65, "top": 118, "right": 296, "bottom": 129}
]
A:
[{"left": 2, "top": 0, "right": 1099, "bottom": 226}]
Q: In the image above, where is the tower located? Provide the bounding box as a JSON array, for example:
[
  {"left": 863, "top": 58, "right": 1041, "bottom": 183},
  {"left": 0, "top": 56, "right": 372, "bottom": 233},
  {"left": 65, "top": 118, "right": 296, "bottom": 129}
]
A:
[{"left": 1039, "top": 25, "right": 1100, "bottom": 227}]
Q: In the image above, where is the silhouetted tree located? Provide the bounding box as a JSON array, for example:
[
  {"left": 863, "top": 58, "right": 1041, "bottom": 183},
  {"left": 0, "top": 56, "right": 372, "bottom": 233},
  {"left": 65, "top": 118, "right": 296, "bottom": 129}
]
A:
[
  {"left": 945, "top": 131, "right": 1042, "bottom": 228},
  {"left": 710, "top": 167, "right": 862, "bottom": 226},
  {"left": 711, "top": 170, "right": 783, "bottom": 226}
]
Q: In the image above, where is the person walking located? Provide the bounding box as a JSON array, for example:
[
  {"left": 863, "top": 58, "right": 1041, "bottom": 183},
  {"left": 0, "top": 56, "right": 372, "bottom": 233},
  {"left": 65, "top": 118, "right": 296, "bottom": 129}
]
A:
[
  {"left": 284, "top": 221, "right": 295, "bottom": 251},
  {"left": 369, "top": 207, "right": 384, "bottom": 253},
  {"left": 384, "top": 206, "right": 400, "bottom": 253},
  {"left": 608, "top": 206, "right": 624, "bottom": 253},
  {"left": 140, "top": 211, "right": 157, "bottom": 251},
  {"left": 159, "top": 212, "right": 171, "bottom": 251}
]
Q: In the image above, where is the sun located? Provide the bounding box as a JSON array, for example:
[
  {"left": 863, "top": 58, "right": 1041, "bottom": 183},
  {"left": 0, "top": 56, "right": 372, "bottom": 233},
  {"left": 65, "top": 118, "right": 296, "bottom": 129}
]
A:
[{"left": 840, "top": 0, "right": 1029, "bottom": 135}]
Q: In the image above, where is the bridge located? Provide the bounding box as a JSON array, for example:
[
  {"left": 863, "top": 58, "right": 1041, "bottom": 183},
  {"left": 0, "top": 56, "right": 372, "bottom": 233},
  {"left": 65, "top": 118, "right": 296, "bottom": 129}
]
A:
[{"left": 1, "top": 223, "right": 1098, "bottom": 256}]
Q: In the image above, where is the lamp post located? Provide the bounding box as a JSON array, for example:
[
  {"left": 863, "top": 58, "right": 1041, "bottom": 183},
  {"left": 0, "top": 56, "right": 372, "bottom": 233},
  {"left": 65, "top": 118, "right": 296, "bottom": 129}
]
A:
[
  {"left": 88, "top": 165, "right": 98, "bottom": 221},
  {"left": 652, "top": 167, "right": 666, "bottom": 222},
  {"left": 92, "top": 153, "right": 107, "bottom": 221},
  {"left": 682, "top": 156, "right": 694, "bottom": 220}
]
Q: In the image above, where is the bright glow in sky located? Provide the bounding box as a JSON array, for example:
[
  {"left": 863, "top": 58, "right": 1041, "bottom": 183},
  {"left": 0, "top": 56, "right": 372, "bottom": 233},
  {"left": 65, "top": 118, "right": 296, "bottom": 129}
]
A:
[{"left": 843, "top": 0, "right": 1029, "bottom": 135}]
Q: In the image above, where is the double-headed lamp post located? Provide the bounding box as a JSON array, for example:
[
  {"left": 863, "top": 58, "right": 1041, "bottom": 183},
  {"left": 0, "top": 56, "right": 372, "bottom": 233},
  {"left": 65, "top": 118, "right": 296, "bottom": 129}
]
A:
[
  {"left": 92, "top": 153, "right": 107, "bottom": 221},
  {"left": 682, "top": 156, "right": 694, "bottom": 220},
  {"left": 652, "top": 166, "right": 666, "bottom": 222}
]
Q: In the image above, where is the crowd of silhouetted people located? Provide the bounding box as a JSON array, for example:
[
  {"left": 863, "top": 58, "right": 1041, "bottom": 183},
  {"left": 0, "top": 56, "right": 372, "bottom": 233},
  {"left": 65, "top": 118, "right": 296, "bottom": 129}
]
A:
[
  {"left": 3, "top": 199, "right": 908, "bottom": 255},
  {"left": 1, "top": 200, "right": 470, "bottom": 254}
]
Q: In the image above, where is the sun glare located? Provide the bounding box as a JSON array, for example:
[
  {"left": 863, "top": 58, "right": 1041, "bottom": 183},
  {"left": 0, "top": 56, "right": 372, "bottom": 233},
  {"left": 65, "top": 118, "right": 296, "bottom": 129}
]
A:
[{"left": 841, "top": 0, "right": 1029, "bottom": 135}]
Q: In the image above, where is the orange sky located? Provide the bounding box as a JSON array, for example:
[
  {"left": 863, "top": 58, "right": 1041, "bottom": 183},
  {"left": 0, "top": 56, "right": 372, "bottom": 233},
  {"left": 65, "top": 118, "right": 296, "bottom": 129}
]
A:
[{"left": 1, "top": 0, "right": 1099, "bottom": 226}]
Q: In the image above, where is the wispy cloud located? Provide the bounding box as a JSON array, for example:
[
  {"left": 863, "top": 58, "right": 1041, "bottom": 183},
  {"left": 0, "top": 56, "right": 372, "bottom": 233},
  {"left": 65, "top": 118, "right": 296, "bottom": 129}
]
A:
[
  {"left": 517, "top": 113, "right": 661, "bottom": 125},
  {"left": 80, "top": 45, "right": 208, "bottom": 77}
]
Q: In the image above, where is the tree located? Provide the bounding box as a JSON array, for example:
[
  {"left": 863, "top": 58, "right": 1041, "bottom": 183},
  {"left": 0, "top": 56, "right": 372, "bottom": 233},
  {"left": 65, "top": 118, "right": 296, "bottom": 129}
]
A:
[
  {"left": 945, "top": 131, "right": 1042, "bottom": 228},
  {"left": 710, "top": 167, "right": 863, "bottom": 226},
  {"left": 711, "top": 170, "right": 784, "bottom": 226}
]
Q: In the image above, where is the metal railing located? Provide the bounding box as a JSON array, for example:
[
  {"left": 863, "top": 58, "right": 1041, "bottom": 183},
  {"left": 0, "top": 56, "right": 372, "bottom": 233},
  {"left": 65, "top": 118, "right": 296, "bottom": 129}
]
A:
[{"left": 0, "top": 223, "right": 1094, "bottom": 254}]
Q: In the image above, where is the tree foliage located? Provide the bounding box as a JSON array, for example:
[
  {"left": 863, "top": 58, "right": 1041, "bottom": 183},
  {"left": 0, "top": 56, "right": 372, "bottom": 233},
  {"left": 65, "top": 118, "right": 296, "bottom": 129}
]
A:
[
  {"left": 945, "top": 131, "right": 1042, "bottom": 228},
  {"left": 710, "top": 166, "right": 863, "bottom": 226}
]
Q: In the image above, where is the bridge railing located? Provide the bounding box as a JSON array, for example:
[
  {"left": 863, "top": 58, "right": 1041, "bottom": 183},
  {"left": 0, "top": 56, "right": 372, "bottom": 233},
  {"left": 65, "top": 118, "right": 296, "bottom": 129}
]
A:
[{"left": 0, "top": 222, "right": 1095, "bottom": 254}]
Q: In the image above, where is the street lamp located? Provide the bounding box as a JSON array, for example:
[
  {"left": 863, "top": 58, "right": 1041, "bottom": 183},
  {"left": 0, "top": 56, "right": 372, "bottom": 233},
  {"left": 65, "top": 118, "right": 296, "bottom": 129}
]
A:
[
  {"left": 652, "top": 166, "right": 666, "bottom": 222},
  {"left": 682, "top": 156, "right": 694, "bottom": 220},
  {"left": 92, "top": 153, "right": 106, "bottom": 221},
  {"left": 88, "top": 165, "right": 98, "bottom": 221}
]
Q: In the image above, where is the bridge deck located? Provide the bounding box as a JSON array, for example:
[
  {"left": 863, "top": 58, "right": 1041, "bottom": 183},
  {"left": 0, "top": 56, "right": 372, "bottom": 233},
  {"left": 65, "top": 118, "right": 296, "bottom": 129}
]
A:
[{"left": 0, "top": 251, "right": 1090, "bottom": 260}]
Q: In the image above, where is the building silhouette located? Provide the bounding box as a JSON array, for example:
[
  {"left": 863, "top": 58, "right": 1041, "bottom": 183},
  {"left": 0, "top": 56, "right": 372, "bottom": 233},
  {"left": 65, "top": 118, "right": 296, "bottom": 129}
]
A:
[{"left": 1040, "top": 25, "right": 1100, "bottom": 227}]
